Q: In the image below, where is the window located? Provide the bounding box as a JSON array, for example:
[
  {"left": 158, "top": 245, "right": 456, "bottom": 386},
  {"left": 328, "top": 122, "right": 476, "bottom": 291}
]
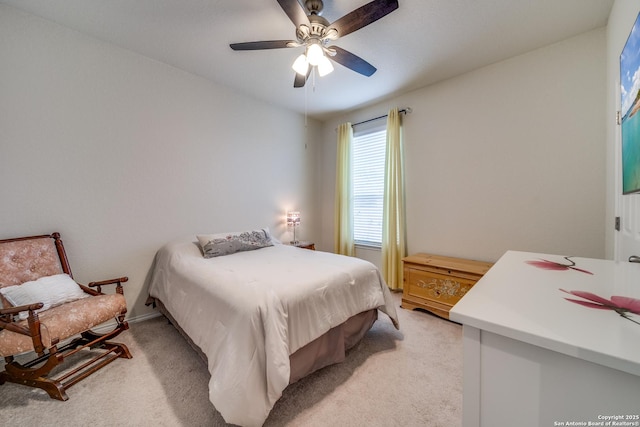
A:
[{"left": 352, "top": 128, "right": 386, "bottom": 247}]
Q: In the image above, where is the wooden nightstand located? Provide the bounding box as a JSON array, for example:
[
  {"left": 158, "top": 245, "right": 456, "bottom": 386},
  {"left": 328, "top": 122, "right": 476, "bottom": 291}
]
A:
[{"left": 289, "top": 241, "right": 315, "bottom": 250}]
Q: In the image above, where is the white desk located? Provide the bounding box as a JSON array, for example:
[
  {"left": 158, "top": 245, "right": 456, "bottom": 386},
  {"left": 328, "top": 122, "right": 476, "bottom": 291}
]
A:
[{"left": 450, "top": 250, "right": 640, "bottom": 427}]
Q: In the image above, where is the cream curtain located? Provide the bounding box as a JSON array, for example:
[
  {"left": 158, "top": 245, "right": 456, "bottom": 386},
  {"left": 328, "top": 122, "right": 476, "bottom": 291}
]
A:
[
  {"left": 382, "top": 108, "right": 407, "bottom": 290},
  {"left": 334, "top": 122, "right": 355, "bottom": 256}
]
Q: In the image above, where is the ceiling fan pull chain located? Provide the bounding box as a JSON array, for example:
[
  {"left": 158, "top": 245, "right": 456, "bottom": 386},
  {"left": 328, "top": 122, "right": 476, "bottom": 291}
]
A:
[
  {"left": 312, "top": 67, "right": 316, "bottom": 92},
  {"left": 304, "top": 75, "right": 308, "bottom": 126}
]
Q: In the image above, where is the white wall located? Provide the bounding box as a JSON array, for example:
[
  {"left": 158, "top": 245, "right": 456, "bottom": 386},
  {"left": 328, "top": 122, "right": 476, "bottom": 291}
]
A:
[
  {"left": 0, "top": 5, "right": 322, "bottom": 320},
  {"left": 606, "top": 0, "right": 640, "bottom": 259},
  {"left": 320, "top": 28, "right": 607, "bottom": 264},
  {"left": 0, "top": 3, "right": 612, "bottom": 319}
]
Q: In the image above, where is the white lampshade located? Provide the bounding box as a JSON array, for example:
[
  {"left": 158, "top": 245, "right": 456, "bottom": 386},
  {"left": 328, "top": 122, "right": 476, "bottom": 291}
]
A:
[
  {"left": 306, "top": 43, "right": 324, "bottom": 66},
  {"left": 287, "top": 211, "right": 301, "bottom": 227},
  {"left": 317, "top": 55, "right": 334, "bottom": 77},
  {"left": 292, "top": 54, "right": 309, "bottom": 75}
]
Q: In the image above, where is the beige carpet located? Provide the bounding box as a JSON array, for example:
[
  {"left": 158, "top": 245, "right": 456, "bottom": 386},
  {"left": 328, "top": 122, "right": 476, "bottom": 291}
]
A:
[{"left": 0, "top": 293, "right": 462, "bottom": 426}]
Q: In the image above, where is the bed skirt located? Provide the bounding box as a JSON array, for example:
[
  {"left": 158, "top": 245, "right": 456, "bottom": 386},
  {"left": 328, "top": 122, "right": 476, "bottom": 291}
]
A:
[{"left": 148, "top": 297, "right": 378, "bottom": 384}]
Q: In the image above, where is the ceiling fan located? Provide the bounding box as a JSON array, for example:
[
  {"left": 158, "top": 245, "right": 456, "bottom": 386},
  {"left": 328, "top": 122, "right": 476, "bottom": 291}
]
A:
[{"left": 229, "top": 0, "right": 399, "bottom": 88}]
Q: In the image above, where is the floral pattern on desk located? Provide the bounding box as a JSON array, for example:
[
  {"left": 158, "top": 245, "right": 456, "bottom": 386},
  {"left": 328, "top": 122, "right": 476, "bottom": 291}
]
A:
[
  {"left": 524, "top": 257, "right": 640, "bottom": 325},
  {"left": 560, "top": 289, "right": 640, "bottom": 326},
  {"left": 525, "top": 256, "right": 593, "bottom": 275}
]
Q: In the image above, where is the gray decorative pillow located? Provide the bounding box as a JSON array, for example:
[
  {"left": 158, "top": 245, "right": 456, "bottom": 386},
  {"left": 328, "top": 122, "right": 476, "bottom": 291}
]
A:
[{"left": 197, "top": 228, "right": 274, "bottom": 258}]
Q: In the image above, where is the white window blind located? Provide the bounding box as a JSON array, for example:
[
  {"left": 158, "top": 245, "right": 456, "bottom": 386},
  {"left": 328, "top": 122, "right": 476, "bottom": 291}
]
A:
[{"left": 353, "top": 128, "right": 386, "bottom": 246}]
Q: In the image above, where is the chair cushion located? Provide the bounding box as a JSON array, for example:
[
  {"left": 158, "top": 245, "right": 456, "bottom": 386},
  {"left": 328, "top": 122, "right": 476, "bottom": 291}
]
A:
[
  {"left": 0, "top": 236, "right": 64, "bottom": 309},
  {"left": 0, "top": 293, "right": 127, "bottom": 357},
  {"left": 0, "top": 237, "right": 63, "bottom": 289}
]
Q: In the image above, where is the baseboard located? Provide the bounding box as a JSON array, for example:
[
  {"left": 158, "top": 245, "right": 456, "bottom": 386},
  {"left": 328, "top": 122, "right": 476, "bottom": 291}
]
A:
[
  {"left": 91, "top": 311, "right": 162, "bottom": 333},
  {"left": 127, "top": 311, "right": 163, "bottom": 324}
]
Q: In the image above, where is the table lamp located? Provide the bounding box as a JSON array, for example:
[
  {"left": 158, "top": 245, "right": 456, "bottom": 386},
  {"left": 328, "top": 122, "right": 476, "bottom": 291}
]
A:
[{"left": 287, "top": 211, "right": 301, "bottom": 244}]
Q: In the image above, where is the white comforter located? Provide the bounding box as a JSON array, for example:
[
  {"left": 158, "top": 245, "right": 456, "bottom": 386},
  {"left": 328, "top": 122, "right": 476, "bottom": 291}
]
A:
[{"left": 147, "top": 239, "right": 398, "bottom": 426}]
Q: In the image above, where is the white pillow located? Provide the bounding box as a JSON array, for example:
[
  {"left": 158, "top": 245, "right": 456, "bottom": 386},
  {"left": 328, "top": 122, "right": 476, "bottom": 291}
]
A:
[{"left": 0, "top": 273, "right": 89, "bottom": 320}]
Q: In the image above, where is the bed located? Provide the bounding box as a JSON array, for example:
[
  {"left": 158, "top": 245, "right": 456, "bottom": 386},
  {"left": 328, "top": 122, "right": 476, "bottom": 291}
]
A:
[{"left": 146, "top": 233, "right": 399, "bottom": 426}]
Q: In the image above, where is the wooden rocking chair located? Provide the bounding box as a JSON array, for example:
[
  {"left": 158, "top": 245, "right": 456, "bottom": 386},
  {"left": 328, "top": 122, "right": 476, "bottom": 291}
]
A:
[{"left": 0, "top": 232, "right": 131, "bottom": 400}]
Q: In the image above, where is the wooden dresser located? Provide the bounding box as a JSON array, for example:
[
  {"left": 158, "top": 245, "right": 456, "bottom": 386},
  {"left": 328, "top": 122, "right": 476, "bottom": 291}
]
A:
[{"left": 402, "top": 253, "right": 493, "bottom": 319}]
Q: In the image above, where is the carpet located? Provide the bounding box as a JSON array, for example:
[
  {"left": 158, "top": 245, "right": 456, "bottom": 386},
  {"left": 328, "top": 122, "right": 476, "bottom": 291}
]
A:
[{"left": 0, "top": 292, "right": 462, "bottom": 426}]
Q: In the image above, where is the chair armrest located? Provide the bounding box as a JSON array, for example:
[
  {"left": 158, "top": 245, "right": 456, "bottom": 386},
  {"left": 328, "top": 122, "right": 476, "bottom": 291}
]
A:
[
  {"left": 0, "top": 303, "right": 45, "bottom": 333},
  {"left": 0, "top": 302, "right": 44, "bottom": 316},
  {"left": 86, "top": 276, "right": 128, "bottom": 295},
  {"left": 0, "top": 303, "right": 47, "bottom": 353}
]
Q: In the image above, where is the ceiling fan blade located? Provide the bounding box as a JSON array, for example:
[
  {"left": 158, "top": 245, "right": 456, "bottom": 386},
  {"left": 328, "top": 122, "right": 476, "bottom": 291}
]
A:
[
  {"left": 293, "top": 68, "right": 312, "bottom": 88},
  {"left": 230, "top": 40, "right": 296, "bottom": 50},
  {"left": 329, "top": 46, "right": 377, "bottom": 77},
  {"left": 277, "top": 0, "right": 310, "bottom": 28},
  {"left": 329, "top": 0, "right": 399, "bottom": 38}
]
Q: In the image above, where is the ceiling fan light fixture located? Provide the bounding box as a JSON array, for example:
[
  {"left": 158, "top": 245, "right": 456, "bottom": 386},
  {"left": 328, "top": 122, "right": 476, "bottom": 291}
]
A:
[
  {"left": 317, "top": 55, "right": 334, "bottom": 76},
  {"left": 292, "top": 54, "right": 309, "bottom": 75},
  {"left": 306, "top": 43, "right": 324, "bottom": 66}
]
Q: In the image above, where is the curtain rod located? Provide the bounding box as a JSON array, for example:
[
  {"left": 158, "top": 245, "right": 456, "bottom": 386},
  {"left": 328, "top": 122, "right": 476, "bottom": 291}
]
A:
[{"left": 352, "top": 107, "right": 412, "bottom": 127}]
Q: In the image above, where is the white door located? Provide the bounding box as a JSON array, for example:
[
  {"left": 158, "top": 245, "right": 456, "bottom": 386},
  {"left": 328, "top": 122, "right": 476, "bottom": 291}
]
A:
[
  {"left": 617, "top": 195, "right": 640, "bottom": 263},
  {"left": 615, "top": 24, "right": 640, "bottom": 264},
  {"left": 616, "top": 90, "right": 640, "bottom": 262}
]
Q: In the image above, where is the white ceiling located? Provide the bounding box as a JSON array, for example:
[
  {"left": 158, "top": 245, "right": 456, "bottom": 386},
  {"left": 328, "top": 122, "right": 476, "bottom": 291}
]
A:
[{"left": 1, "top": 0, "right": 614, "bottom": 121}]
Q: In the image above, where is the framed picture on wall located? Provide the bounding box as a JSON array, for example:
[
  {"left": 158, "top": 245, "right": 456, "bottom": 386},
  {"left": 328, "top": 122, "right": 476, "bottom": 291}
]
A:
[{"left": 621, "top": 11, "right": 640, "bottom": 194}]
